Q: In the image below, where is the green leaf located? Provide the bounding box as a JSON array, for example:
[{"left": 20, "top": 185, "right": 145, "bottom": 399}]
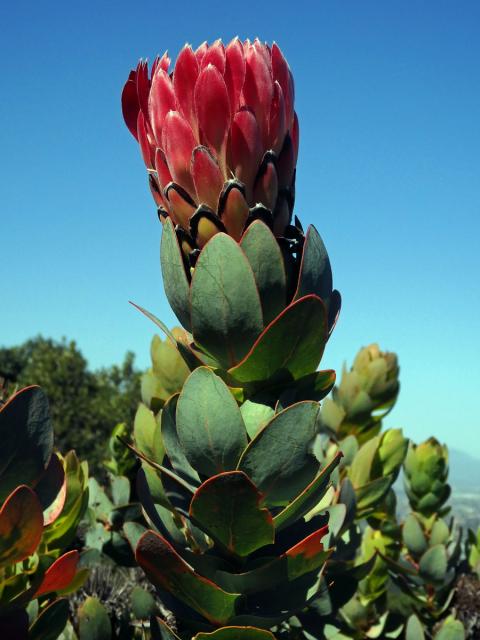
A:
[
  {"left": 0, "top": 485, "right": 43, "bottom": 568},
  {"left": 29, "top": 598, "right": 69, "bottom": 640},
  {"left": 240, "top": 220, "right": 287, "bottom": 325},
  {"left": 419, "top": 544, "right": 448, "bottom": 583},
  {"left": 161, "top": 394, "right": 200, "bottom": 487},
  {"left": 176, "top": 367, "right": 247, "bottom": 476},
  {"left": 78, "top": 597, "right": 112, "bottom": 640},
  {"left": 238, "top": 401, "right": 320, "bottom": 507},
  {"left": 134, "top": 403, "right": 164, "bottom": 463},
  {"left": 349, "top": 437, "right": 379, "bottom": 489},
  {"left": 430, "top": 518, "right": 450, "bottom": 546},
  {"left": 294, "top": 225, "right": 332, "bottom": 301},
  {"left": 194, "top": 627, "right": 276, "bottom": 639},
  {"left": 190, "top": 471, "right": 274, "bottom": 556},
  {"left": 354, "top": 476, "right": 392, "bottom": 514},
  {"left": 160, "top": 218, "right": 192, "bottom": 331},
  {"left": 240, "top": 400, "right": 275, "bottom": 439},
  {"left": 136, "top": 530, "right": 240, "bottom": 625},
  {"left": 214, "top": 525, "right": 330, "bottom": 596},
  {"left": 273, "top": 452, "right": 343, "bottom": 530},
  {"left": 130, "top": 586, "right": 158, "bottom": 620},
  {"left": 0, "top": 386, "right": 53, "bottom": 501},
  {"left": 110, "top": 475, "right": 130, "bottom": 506},
  {"left": 405, "top": 615, "right": 425, "bottom": 640},
  {"left": 285, "top": 369, "right": 336, "bottom": 403},
  {"left": 123, "top": 521, "right": 147, "bottom": 552},
  {"left": 434, "top": 616, "right": 465, "bottom": 640},
  {"left": 190, "top": 233, "right": 263, "bottom": 367},
  {"left": 403, "top": 514, "right": 428, "bottom": 556},
  {"left": 229, "top": 295, "right": 327, "bottom": 385}
]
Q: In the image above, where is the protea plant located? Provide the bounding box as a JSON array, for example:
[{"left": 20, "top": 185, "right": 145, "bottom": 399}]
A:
[
  {"left": 122, "top": 38, "right": 345, "bottom": 639},
  {"left": 123, "top": 38, "right": 341, "bottom": 389}
]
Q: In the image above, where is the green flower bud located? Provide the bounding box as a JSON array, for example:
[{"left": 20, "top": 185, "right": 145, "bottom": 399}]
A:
[{"left": 403, "top": 438, "right": 450, "bottom": 517}]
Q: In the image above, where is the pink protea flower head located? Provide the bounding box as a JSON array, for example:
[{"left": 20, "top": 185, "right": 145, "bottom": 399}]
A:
[{"left": 122, "top": 38, "right": 300, "bottom": 258}]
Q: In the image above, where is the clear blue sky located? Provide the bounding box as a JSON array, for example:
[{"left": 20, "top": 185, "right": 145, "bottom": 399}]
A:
[{"left": 1, "top": 1, "right": 479, "bottom": 455}]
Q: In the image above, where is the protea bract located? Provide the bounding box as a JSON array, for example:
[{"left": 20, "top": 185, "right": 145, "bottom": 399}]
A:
[{"left": 122, "top": 38, "right": 298, "bottom": 252}]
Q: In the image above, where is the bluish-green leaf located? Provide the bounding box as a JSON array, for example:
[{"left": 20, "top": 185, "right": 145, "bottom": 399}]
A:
[
  {"left": 240, "top": 220, "right": 287, "bottom": 325},
  {"left": 294, "top": 225, "right": 332, "bottom": 301},
  {"left": 229, "top": 295, "right": 327, "bottom": 385},
  {"left": 160, "top": 218, "right": 192, "bottom": 331},
  {"left": 176, "top": 367, "right": 248, "bottom": 476},
  {"left": 190, "top": 233, "right": 263, "bottom": 367},
  {"left": 0, "top": 386, "right": 53, "bottom": 501},
  {"left": 238, "top": 401, "right": 320, "bottom": 507},
  {"left": 189, "top": 472, "right": 274, "bottom": 556}
]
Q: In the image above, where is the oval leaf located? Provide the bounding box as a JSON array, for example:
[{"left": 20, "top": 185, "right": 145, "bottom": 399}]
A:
[
  {"left": 160, "top": 218, "right": 192, "bottom": 331},
  {"left": 176, "top": 367, "right": 247, "bottom": 476},
  {"left": 0, "top": 386, "right": 53, "bottom": 501},
  {"left": 237, "top": 401, "right": 320, "bottom": 507},
  {"left": 229, "top": 295, "right": 327, "bottom": 385},
  {"left": 294, "top": 225, "right": 332, "bottom": 301},
  {"left": 136, "top": 530, "right": 240, "bottom": 625},
  {"left": 190, "top": 233, "right": 263, "bottom": 367},
  {"left": 240, "top": 220, "right": 287, "bottom": 325},
  {"left": 35, "top": 550, "right": 79, "bottom": 597},
  {"left": 190, "top": 472, "right": 274, "bottom": 556},
  {"left": 0, "top": 485, "right": 43, "bottom": 568}
]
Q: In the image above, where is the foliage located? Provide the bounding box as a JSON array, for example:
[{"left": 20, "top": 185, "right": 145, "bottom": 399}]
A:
[
  {"left": 0, "top": 386, "right": 89, "bottom": 639},
  {"left": 0, "top": 336, "right": 141, "bottom": 476}
]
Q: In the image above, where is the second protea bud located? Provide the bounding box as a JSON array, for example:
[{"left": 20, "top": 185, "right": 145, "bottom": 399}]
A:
[{"left": 122, "top": 38, "right": 298, "bottom": 255}]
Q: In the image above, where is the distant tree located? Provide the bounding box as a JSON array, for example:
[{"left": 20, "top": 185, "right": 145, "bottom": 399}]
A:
[{"left": 0, "top": 336, "right": 141, "bottom": 475}]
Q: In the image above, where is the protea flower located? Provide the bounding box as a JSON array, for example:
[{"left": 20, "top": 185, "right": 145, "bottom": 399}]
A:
[{"left": 122, "top": 38, "right": 299, "bottom": 258}]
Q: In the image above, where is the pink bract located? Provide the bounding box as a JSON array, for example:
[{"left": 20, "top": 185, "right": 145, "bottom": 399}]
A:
[{"left": 122, "top": 38, "right": 299, "bottom": 253}]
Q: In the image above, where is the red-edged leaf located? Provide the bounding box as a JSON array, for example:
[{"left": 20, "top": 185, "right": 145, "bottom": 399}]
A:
[
  {"left": 136, "top": 530, "right": 240, "bottom": 625},
  {"left": 35, "top": 452, "right": 66, "bottom": 526},
  {"left": 0, "top": 485, "right": 43, "bottom": 568},
  {"left": 35, "top": 550, "right": 79, "bottom": 596},
  {"left": 194, "top": 628, "right": 276, "bottom": 640},
  {"left": 162, "top": 111, "right": 197, "bottom": 196},
  {"left": 285, "top": 525, "right": 330, "bottom": 580},
  {"left": 273, "top": 453, "right": 343, "bottom": 531},
  {"left": 189, "top": 472, "right": 274, "bottom": 557},
  {"left": 173, "top": 45, "right": 200, "bottom": 134},
  {"left": 149, "top": 69, "right": 176, "bottom": 143},
  {"left": 191, "top": 146, "right": 225, "bottom": 210},
  {"left": 225, "top": 38, "right": 246, "bottom": 115},
  {"left": 228, "top": 295, "right": 328, "bottom": 385},
  {"left": 195, "top": 65, "right": 230, "bottom": 172}
]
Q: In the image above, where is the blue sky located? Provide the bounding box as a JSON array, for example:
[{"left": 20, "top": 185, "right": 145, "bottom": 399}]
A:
[{"left": 1, "top": 1, "right": 479, "bottom": 455}]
